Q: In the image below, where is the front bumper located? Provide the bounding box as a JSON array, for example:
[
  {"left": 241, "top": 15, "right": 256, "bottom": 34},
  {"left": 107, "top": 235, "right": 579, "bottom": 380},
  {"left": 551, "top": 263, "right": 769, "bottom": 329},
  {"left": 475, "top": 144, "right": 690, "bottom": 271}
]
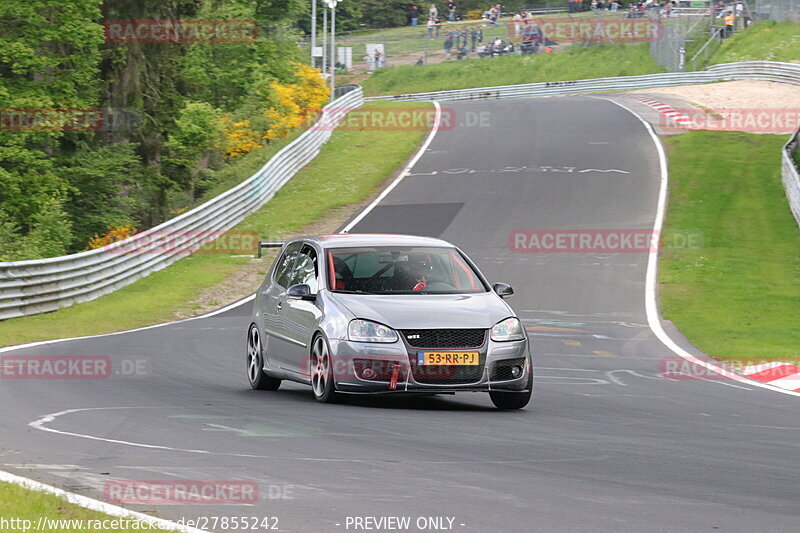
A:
[{"left": 328, "top": 337, "right": 531, "bottom": 394}]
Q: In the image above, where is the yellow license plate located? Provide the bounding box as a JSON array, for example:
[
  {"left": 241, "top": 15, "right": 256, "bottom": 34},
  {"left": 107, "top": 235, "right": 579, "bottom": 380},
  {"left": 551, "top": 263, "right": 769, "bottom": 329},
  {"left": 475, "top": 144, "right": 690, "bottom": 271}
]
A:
[{"left": 417, "top": 351, "right": 479, "bottom": 365}]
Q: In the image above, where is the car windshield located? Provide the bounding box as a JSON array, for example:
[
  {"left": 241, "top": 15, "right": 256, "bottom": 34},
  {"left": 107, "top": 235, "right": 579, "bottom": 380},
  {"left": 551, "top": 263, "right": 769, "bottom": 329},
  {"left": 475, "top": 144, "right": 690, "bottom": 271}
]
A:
[{"left": 327, "top": 246, "right": 488, "bottom": 295}]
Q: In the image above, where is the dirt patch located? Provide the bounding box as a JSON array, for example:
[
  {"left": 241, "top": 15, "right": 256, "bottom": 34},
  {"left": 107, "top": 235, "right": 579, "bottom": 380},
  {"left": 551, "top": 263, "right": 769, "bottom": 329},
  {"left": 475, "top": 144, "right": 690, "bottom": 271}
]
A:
[{"left": 633, "top": 80, "right": 800, "bottom": 134}]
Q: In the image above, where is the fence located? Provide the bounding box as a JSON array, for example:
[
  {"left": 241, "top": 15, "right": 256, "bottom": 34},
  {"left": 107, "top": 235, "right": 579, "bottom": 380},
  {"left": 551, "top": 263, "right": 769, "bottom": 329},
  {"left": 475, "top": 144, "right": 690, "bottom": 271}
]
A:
[
  {"left": 755, "top": 0, "right": 800, "bottom": 21},
  {"left": 0, "top": 87, "right": 364, "bottom": 320},
  {"left": 783, "top": 127, "right": 800, "bottom": 228},
  {"left": 367, "top": 60, "right": 800, "bottom": 101}
]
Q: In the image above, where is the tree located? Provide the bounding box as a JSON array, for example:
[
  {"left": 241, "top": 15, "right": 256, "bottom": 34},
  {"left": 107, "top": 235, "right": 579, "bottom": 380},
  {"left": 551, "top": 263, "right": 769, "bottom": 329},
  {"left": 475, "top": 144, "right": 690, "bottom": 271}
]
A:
[{"left": 0, "top": 0, "right": 104, "bottom": 258}]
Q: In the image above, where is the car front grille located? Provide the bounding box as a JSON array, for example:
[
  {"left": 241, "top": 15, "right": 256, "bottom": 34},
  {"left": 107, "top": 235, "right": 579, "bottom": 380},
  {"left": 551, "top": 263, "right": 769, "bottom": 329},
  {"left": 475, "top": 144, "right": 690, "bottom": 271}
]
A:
[
  {"left": 401, "top": 329, "right": 486, "bottom": 349},
  {"left": 491, "top": 358, "right": 527, "bottom": 381}
]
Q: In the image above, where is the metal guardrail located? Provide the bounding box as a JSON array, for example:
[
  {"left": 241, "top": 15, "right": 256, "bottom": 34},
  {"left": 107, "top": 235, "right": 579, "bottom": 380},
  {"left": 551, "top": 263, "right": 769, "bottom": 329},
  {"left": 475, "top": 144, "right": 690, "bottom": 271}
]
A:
[
  {"left": 366, "top": 61, "right": 800, "bottom": 102},
  {"left": 4, "top": 61, "right": 799, "bottom": 321},
  {"left": 782, "top": 126, "right": 800, "bottom": 228},
  {"left": 0, "top": 87, "right": 364, "bottom": 320}
]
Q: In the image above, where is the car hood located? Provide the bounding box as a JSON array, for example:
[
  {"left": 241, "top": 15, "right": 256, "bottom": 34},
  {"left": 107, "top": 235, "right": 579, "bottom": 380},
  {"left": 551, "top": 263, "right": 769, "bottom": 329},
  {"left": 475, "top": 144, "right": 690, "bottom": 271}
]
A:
[{"left": 329, "top": 291, "right": 514, "bottom": 330}]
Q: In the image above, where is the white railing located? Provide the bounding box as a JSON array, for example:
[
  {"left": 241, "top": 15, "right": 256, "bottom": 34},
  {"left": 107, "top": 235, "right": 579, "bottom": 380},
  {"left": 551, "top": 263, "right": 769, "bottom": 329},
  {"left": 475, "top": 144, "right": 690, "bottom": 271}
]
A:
[
  {"left": 4, "top": 61, "right": 800, "bottom": 320},
  {"left": 783, "top": 127, "right": 800, "bottom": 228},
  {"left": 0, "top": 87, "right": 364, "bottom": 320},
  {"left": 366, "top": 61, "right": 800, "bottom": 102}
]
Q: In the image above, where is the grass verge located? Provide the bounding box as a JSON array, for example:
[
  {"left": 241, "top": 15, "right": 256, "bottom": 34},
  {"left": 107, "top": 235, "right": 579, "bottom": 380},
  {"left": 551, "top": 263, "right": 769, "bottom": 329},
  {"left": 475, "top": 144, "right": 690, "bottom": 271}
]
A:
[
  {"left": 711, "top": 21, "right": 800, "bottom": 65},
  {"left": 660, "top": 131, "right": 800, "bottom": 364},
  {"left": 0, "top": 481, "right": 173, "bottom": 532},
  {"left": 361, "top": 43, "right": 662, "bottom": 95},
  {"left": 0, "top": 101, "right": 430, "bottom": 348}
]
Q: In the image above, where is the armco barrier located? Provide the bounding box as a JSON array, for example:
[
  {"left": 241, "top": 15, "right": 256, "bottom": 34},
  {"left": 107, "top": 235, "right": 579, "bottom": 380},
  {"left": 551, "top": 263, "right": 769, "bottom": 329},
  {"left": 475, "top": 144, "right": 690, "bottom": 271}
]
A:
[
  {"left": 366, "top": 61, "right": 800, "bottom": 102},
  {"left": 3, "top": 62, "right": 800, "bottom": 320},
  {"left": 0, "top": 87, "right": 364, "bottom": 320},
  {"left": 783, "top": 127, "right": 800, "bottom": 228}
]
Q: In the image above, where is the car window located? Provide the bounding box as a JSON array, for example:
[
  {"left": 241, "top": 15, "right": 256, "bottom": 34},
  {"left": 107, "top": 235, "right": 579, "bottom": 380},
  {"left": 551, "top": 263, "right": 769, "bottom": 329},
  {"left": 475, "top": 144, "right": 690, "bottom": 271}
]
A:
[
  {"left": 274, "top": 242, "right": 302, "bottom": 288},
  {"left": 288, "top": 246, "right": 319, "bottom": 293},
  {"left": 328, "top": 246, "right": 487, "bottom": 294}
]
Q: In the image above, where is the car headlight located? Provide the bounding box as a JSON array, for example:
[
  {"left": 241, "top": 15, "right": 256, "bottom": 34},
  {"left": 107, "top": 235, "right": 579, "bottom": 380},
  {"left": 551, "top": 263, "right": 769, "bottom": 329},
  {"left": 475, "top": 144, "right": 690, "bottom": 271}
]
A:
[
  {"left": 348, "top": 319, "right": 398, "bottom": 343},
  {"left": 491, "top": 317, "right": 525, "bottom": 342}
]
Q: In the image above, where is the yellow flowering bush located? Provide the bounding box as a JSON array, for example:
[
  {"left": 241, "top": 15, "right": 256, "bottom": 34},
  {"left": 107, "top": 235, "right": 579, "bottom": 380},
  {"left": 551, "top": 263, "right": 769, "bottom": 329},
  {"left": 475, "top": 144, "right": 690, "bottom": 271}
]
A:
[
  {"left": 221, "top": 118, "right": 263, "bottom": 158},
  {"left": 221, "top": 64, "right": 329, "bottom": 157},
  {"left": 87, "top": 224, "right": 137, "bottom": 250}
]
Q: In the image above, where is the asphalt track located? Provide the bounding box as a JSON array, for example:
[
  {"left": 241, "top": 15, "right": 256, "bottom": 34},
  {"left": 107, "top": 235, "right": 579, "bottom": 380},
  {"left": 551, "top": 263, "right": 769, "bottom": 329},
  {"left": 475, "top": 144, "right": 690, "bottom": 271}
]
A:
[{"left": 2, "top": 96, "right": 800, "bottom": 533}]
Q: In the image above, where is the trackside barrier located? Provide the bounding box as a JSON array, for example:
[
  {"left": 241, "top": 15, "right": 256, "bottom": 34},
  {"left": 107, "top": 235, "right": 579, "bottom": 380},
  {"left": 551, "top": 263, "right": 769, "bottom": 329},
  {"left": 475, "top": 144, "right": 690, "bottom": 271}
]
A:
[
  {"left": 783, "top": 126, "right": 800, "bottom": 228},
  {"left": 0, "top": 87, "right": 364, "bottom": 320},
  {"left": 366, "top": 61, "right": 800, "bottom": 102},
  {"left": 4, "top": 62, "right": 800, "bottom": 320}
]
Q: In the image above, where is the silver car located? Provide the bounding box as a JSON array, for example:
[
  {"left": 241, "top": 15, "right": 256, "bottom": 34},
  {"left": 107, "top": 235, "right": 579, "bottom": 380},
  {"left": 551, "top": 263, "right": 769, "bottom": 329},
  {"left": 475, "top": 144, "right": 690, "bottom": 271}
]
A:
[{"left": 246, "top": 234, "right": 532, "bottom": 409}]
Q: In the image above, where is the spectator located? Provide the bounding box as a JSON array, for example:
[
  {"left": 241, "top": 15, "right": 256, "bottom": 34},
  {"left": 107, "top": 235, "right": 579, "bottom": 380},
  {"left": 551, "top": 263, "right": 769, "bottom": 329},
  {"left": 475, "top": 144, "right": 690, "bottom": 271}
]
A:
[
  {"left": 513, "top": 12, "right": 523, "bottom": 36},
  {"left": 444, "top": 32, "right": 454, "bottom": 58},
  {"left": 435, "top": 17, "right": 442, "bottom": 36},
  {"left": 410, "top": 5, "right": 419, "bottom": 26},
  {"left": 427, "top": 16, "right": 435, "bottom": 38},
  {"left": 489, "top": 5, "right": 500, "bottom": 26},
  {"left": 448, "top": 1, "right": 457, "bottom": 21},
  {"left": 724, "top": 11, "right": 735, "bottom": 37},
  {"left": 430, "top": 3, "right": 438, "bottom": 19}
]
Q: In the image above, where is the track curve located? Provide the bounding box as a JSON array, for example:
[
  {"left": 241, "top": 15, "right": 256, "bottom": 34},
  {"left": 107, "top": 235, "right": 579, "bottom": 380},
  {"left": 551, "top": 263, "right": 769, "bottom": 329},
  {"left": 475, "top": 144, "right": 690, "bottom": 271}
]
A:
[{"left": 2, "top": 96, "right": 800, "bottom": 533}]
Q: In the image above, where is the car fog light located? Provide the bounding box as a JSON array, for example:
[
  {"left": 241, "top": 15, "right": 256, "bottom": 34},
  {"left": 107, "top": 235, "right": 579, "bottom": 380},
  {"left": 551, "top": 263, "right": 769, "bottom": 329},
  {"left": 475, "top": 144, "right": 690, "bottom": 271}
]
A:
[
  {"left": 362, "top": 367, "right": 376, "bottom": 379},
  {"left": 511, "top": 365, "right": 523, "bottom": 378}
]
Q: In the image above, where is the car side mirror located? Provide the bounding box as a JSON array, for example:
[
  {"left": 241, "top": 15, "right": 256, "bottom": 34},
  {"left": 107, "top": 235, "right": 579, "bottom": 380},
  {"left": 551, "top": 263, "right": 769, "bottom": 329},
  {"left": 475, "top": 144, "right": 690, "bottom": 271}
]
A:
[
  {"left": 493, "top": 282, "right": 514, "bottom": 299},
  {"left": 287, "top": 283, "right": 316, "bottom": 301}
]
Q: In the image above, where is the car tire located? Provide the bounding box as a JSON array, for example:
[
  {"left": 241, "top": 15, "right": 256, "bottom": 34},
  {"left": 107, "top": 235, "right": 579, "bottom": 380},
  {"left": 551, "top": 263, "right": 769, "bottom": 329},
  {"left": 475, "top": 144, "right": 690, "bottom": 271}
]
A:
[
  {"left": 310, "top": 334, "right": 342, "bottom": 403},
  {"left": 247, "top": 324, "right": 281, "bottom": 391},
  {"left": 489, "top": 371, "right": 532, "bottom": 410}
]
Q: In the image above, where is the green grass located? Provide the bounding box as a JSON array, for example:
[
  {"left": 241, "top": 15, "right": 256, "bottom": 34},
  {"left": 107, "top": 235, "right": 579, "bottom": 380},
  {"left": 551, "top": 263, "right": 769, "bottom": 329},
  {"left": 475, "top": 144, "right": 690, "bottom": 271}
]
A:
[
  {"left": 361, "top": 43, "right": 662, "bottom": 95},
  {"left": 711, "top": 21, "right": 800, "bottom": 64},
  {"left": 0, "top": 481, "right": 174, "bottom": 532},
  {"left": 660, "top": 131, "right": 800, "bottom": 364},
  {"left": 0, "top": 102, "right": 430, "bottom": 348}
]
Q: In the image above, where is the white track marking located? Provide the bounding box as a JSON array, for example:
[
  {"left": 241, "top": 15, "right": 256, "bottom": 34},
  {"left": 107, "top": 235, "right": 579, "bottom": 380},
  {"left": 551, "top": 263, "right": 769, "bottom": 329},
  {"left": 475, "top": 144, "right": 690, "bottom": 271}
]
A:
[
  {"left": 340, "top": 101, "right": 442, "bottom": 233},
  {"left": 27, "top": 407, "right": 544, "bottom": 464},
  {"left": 0, "top": 470, "right": 209, "bottom": 533},
  {"left": 603, "top": 97, "right": 800, "bottom": 398}
]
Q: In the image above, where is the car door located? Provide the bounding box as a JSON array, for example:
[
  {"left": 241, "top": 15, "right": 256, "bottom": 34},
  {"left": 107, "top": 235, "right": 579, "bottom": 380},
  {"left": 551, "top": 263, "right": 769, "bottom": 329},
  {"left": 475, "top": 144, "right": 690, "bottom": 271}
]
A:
[
  {"left": 260, "top": 241, "right": 302, "bottom": 369},
  {"left": 279, "top": 244, "right": 323, "bottom": 376}
]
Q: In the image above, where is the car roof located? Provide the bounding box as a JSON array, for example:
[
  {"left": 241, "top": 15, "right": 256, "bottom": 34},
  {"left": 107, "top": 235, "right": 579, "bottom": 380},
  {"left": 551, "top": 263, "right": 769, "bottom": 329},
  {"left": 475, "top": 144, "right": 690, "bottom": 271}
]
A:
[{"left": 300, "top": 233, "right": 456, "bottom": 249}]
